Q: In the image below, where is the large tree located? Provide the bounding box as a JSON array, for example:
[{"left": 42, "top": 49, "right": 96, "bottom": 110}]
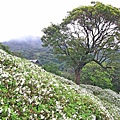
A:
[{"left": 41, "top": 2, "right": 120, "bottom": 85}]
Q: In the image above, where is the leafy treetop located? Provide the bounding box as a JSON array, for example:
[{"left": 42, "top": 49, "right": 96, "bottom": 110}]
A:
[{"left": 41, "top": 2, "right": 120, "bottom": 85}]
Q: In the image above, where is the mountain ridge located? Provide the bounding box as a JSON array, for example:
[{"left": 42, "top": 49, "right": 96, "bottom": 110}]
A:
[
  {"left": 1, "top": 35, "right": 47, "bottom": 60},
  {"left": 2, "top": 35, "right": 43, "bottom": 51}
]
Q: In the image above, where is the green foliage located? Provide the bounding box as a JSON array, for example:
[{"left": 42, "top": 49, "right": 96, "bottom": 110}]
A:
[
  {"left": 111, "top": 66, "right": 120, "bottom": 92},
  {"left": 1, "top": 49, "right": 120, "bottom": 119},
  {"left": 12, "top": 52, "right": 23, "bottom": 58},
  {"left": 108, "top": 53, "right": 120, "bottom": 92},
  {"left": 0, "top": 43, "right": 12, "bottom": 54},
  {"left": 60, "top": 61, "right": 119, "bottom": 92},
  {"left": 42, "top": 63, "right": 61, "bottom": 76},
  {"left": 0, "top": 43, "right": 24, "bottom": 58},
  {"left": 81, "top": 62, "right": 113, "bottom": 89}
]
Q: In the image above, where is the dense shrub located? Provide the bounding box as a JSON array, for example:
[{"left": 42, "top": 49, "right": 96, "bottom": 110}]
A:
[{"left": 0, "top": 49, "right": 120, "bottom": 119}]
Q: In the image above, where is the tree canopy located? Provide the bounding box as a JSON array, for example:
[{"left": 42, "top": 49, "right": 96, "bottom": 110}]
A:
[{"left": 41, "top": 2, "right": 120, "bottom": 85}]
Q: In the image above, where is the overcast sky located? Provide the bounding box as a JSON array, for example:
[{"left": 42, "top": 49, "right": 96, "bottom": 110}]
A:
[{"left": 0, "top": 0, "right": 119, "bottom": 42}]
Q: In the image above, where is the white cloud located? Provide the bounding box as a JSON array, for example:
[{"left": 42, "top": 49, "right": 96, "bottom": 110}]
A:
[{"left": 0, "top": 0, "right": 119, "bottom": 42}]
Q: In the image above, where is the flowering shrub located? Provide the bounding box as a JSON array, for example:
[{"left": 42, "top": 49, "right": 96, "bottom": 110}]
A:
[{"left": 0, "top": 49, "right": 120, "bottom": 120}]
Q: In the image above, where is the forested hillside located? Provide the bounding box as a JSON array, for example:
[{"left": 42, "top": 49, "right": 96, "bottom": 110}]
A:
[
  {"left": 2, "top": 36, "right": 120, "bottom": 93},
  {"left": 0, "top": 49, "right": 120, "bottom": 119},
  {"left": 2, "top": 36, "right": 44, "bottom": 59}
]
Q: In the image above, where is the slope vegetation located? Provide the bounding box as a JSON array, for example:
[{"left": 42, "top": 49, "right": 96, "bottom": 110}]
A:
[{"left": 0, "top": 49, "right": 120, "bottom": 120}]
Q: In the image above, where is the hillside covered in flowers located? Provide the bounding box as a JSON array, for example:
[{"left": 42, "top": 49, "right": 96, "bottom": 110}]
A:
[{"left": 0, "top": 49, "right": 120, "bottom": 120}]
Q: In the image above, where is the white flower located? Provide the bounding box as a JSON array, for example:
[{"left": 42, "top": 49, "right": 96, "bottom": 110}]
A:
[
  {"left": 8, "top": 108, "right": 11, "bottom": 114},
  {"left": 29, "top": 115, "right": 33, "bottom": 119},
  {"left": 26, "top": 90, "right": 31, "bottom": 94},
  {"left": 49, "top": 94, "right": 54, "bottom": 97},
  {"left": 36, "top": 84, "right": 40, "bottom": 88},
  {"left": 28, "top": 98, "right": 33, "bottom": 104},
  {"left": 35, "top": 101, "right": 39, "bottom": 105},
  {"left": 40, "top": 115, "right": 45, "bottom": 119},
  {"left": 0, "top": 68, "right": 2, "bottom": 74},
  {"left": 22, "top": 87, "right": 26, "bottom": 91},
  {"left": 90, "top": 114, "right": 96, "bottom": 120},
  {"left": 23, "top": 93, "right": 27, "bottom": 97},
  {"left": 21, "top": 78, "right": 25, "bottom": 85},
  {"left": 42, "top": 88, "right": 47, "bottom": 93},
  {"left": 2, "top": 73, "right": 9, "bottom": 78},
  {"left": 15, "top": 87, "right": 19, "bottom": 92},
  {"left": 56, "top": 101, "right": 63, "bottom": 111},
  {"left": 34, "top": 96, "right": 38, "bottom": 100},
  {"left": 62, "top": 113, "right": 66, "bottom": 119},
  {"left": 23, "top": 107, "right": 26, "bottom": 112},
  {"left": 73, "top": 114, "right": 77, "bottom": 118},
  {"left": 0, "top": 108, "right": 3, "bottom": 113},
  {"left": 16, "top": 99, "right": 20, "bottom": 102},
  {"left": 34, "top": 114, "right": 37, "bottom": 117},
  {"left": 34, "top": 80, "right": 38, "bottom": 84},
  {"left": 38, "top": 96, "right": 42, "bottom": 100},
  {"left": 40, "top": 110, "right": 44, "bottom": 113},
  {"left": 19, "top": 89, "right": 23, "bottom": 94},
  {"left": 1, "top": 99, "right": 4, "bottom": 105},
  {"left": 12, "top": 104, "right": 14, "bottom": 107},
  {"left": 63, "top": 86, "right": 68, "bottom": 91},
  {"left": 54, "top": 83, "right": 59, "bottom": 87},
  {"left": 22, "top": 102, "right": 25, "bottom": 105},
  {"left": 52, "top": 118, "right": 56, "bottom": 120},
  {"left": 28, "top": 80, "right": 32, "bottom": 84}
]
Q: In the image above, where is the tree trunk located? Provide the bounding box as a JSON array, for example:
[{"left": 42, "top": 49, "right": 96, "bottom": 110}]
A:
[{"left": 74, "top": 68, "right": 82, "bottom": 85}]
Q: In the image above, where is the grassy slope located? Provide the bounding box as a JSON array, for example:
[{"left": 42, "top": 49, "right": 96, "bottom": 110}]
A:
[{"left": 0, "top": 49, "right": 120, "bottom": 120}]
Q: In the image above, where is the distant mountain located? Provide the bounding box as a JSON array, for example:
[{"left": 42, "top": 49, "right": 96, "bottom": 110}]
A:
[
  {"left": 2, "top": 35, "right": 47, "bottom": 59},
  {"left": 2, "top": 35, "right": 43, "bottom": 51},
  {"left": 2, "top": 35, "right": 58, "bottom": 65}
]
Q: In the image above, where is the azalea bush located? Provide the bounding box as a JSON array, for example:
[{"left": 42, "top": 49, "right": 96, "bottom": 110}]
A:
[{"left": 0, "top": 49, "right": 120, "bottom": 120}]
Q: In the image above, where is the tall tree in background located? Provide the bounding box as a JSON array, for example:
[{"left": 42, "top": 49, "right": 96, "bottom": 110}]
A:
[{"left": 41, "top": 2, "right": 120, "bottom": 85}]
